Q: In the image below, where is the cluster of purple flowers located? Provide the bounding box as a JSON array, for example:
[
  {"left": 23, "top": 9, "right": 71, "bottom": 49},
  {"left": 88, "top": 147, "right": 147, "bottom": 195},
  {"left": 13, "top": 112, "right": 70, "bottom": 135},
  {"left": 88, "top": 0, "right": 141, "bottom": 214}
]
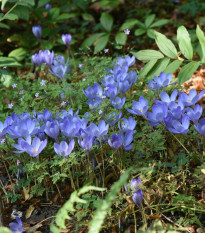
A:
[
  {"left": 0, "top": 103, "right": 135, "bottom": 158},
  {"left": 31, "top": 49, "right": 54, "bottom": 67},
  {"left": 128, "top": 72, "right": 205, "bottom": 136},
  {"left": 83, "top": 55, "right": 138, "bottom": 109}
]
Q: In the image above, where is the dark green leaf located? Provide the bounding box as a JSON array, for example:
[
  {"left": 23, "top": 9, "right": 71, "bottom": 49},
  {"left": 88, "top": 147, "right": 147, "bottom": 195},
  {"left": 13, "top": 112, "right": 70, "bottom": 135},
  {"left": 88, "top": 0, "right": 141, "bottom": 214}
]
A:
[
  {"left": 177, "top": 26, "right": 193, "bottom": 60},
  {"left": 17, "top": 0, "right": 35, "bottom": 7},
  {"left": 155, "top": 31, "right": 178, "bottom": 59},
  {"left": 151, "top": 19, "right": 169, "bottom": 28},
  {"left": 12, "top": 6, "right": 29, "bottom": 20},
  {"left": 56, "top": 13, "right": 77, "bottom": 21},
  {"left": 145, "top": 14, "right": 155, "bottom": 28},
  {"left": 100, "top": 13, "right": 113, "bottom": 32},
  {"left": 37, "top": 0, "right": 50, "bottom": 8},
  {"left": 0, "top": 22, "right": 10, "bottom": 29},
  {"left": 196, "top": 25, "right": 205, "bottom": 62},
  {"left": 81, "top": 33, "right": 106, "bottom": 48},
  {"left": 2, "top": 13, "right": 18, "bottom": 20},
  {"left": 164, "top": 60, "right": 182, "bottom": 74},
  {"left": 115, "top": 32, "right": 127, "bottom": 45},
  {"left": 120, "top": 18, "right": 145, "bottom": 30},
  {"left": 178, "top": 61, "right": 200, "bottom": 85},
  {"left": 94, "top": 34, "right": 110, "bottom": 53},
  {"left": 132, "top": 50, "right": 164, "bottom": 61},
  {"left": 134, "top": 28, "right": 146, "bottom": 36}
]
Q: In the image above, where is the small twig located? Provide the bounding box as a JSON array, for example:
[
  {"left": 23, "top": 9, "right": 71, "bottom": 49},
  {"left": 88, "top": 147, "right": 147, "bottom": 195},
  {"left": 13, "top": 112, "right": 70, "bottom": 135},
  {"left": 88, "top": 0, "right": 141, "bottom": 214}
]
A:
[{"left": 161, "top": 213, "right": 192, "bottom": 233}]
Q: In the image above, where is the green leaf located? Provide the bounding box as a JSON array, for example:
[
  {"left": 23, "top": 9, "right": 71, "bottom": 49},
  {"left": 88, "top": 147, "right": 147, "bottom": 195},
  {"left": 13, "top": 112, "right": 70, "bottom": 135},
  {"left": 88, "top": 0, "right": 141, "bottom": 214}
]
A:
[
  {"left": 1, "top": 70, "right": 12, "bottom": 87},
  {"left": 155, "top": 31, "right": 178, "bottom": 59},
  {"left": 37, "top": 0, "right": 50, "bottom": 8},
  {"left": 17, "top": 0, "right": 35, "bottom": 7},
  {"left": 94, "top": 34, "right": 110, "bottom": 53},
  {"left": 48, "top": 8, "right": 60, "bottom": 21},
  {"left": 164, "top": 60, "right": 182, "bottom": 74},
  {"left": 88, "top": 170, "right": 130, "bottom": 233},
  {"left": 100, "top": 13, "right": 113, "bottom": 32},
  {"left": 0, "top": 57, "right": 22, "bottom": 67},
  {"left": 56, "top": 13, "right": 77, "bottom": 21},
  {"left": 177, "top": 26, "right": 193, "bottom": 60},
  {"left": 147, "top": 29, "right": 155, "bottom": 39},
  {"left": 81, "top": 33, "right": 106, "bottom": 48},
  {"left": 2, "top": 13, "right": 18, "bottom": 20},
  {"left": 134, "top": 28, "right": 146, "bottom": 36},
  {"left": 12, "top": 6, "right": 29, "bottom": 20},
  {"left": 196, "top": 25, "right": 205, "bottom": 62},
  {"left": 178, "top": 61, "right": 200, "bottom": 85},
  {"left": 82, "top": 13, "right": 94, "bottom": 21},
  {"left": 1, "top": 0, "right": 9, "bottom": 10},
  {"left": 145, "top": 14, "right": 155, "bottom": 28},
  {"left": 115, "top": 32, "right": 127, "bottom": 45},
  {"left": 138, "top": 59, "right": 158, "bottom": 80},
  {"left": 147, "top": 57, "right": 170, "bottom": 78},
  {"left": 150, "top": 19, "right": 169, "bottom": 28},
  {"left": 8, "top": 47, "right": 27, "bottom": 61},
  {"left": 120, "top": 18, "right": 145, "bottom": 30},
  {"left": 0, "top": 22, "right": 10, "bottom": 29},
  {"left": 132, "top": 50, "right": 164, "bottom": 61},
  {"left": 0, "top": 227, "right": 12, "bottom": 233}
]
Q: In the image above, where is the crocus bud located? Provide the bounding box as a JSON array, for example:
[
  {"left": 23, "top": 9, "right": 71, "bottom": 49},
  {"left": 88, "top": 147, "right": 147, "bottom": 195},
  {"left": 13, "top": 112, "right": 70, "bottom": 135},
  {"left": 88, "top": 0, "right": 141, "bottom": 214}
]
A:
[
  {"left": 132, "top": 190, "right": 143, "bottom": 207},
  {"left": 44, "top": 3, "right": 52, "bottom": 9},
  {"left": 32, "top": 25, "right": 42, "bottom": 41},
  {"left": 62, "top": 34, "right": 72, "bottom": 48}
]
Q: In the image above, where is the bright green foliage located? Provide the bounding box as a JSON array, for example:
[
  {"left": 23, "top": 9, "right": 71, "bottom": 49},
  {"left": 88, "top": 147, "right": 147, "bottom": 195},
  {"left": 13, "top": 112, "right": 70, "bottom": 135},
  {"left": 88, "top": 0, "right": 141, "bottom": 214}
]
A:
[
  {"left": 88, "top": 170, "right": 130, "bottom": 233},
  {"left": 0, "top": 227, "right": 12, "bottom": 233},
  {"left": 50, "top": 186, "right": 106, "bottom": 233}
]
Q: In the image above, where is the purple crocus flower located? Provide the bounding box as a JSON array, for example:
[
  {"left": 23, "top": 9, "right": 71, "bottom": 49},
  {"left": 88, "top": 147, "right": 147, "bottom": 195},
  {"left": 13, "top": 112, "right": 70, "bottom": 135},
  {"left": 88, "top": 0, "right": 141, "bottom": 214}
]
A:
[
  {"left": 13, "top": 135, "right": 32, "bottom": 154},
  {"left": 22, "top": 137, "right": 47, "bottom": 157},
  {"left": 43, "top": 49, "right": 54, "bottom": 66},
  {"left": 127, "top": 96, "right": 149, "bottom": 116},
  {"left": 111, "top": 96, "right": 126, "bottom": 110},
  {"left": 186, "top": 104, "right": 203, "bottom": 123},
  {"left": 106, "top": 112, "right": 122, "bottom": 126},
  {"left": 132, "top": 190, "right": 143, "bottom": 207},
  {"left": 119, "top": 116, "right": 136, "bottom": 132},
  {"left": 120, "top": 130, "right": 134, "bottom": 150},
  {"left": 168, "top": 100, "right": 184, "bottom": 120},
  {"left": 194, "top": 118, "right": 205, "bottom": 136},
  {"left": 62, "top": 34, "right": 72, "bottom": 48},
  {"left": 147, "top": 102, "right": 168, "bottom": 126},
  {"left": 83, "top": 83, "right": 103, "bottom": 99},
  {"left": 178, "top": 89, "right": 205, "bottom": 107},
  {"left": 103, "top": 84, "right": 119, "bottom": 99},
  {"left": 108, "top": 134, "right": 122, "bottom": 150},
  {"left": 118, "top": 80, "right": 132, "bottom": 96},
  {"left": 44, "top": 121, "right": 59, "bottom": 140},
  {"left": 146, "top": 72, "right": 173, "bottom": 91},
  {"left": 32, "top": 25, "right": 42, "bottom": 41},
  {"left": 54, "top": 140, "right": 75, "bottom": 157},
  {"left": 131, "top": 178, "right": 142, "bottom": 192},
  {"left": 165, "top": 114, "right": 190, "bottom": 134},
  {"left": 49, "top": 55, "right": 71, "bottom": 79},
  {"left": 156, "top": 89, "right": 178, "bottom": 105},
  {"left": 9, "top": 217, "right": 25, "bottom": 233},
  {"left": 85, "top": 120, "right": 109, "bottom": 138},
  {"left": 116, "top": 55, "right": 135, "bottom": 67},
  {"left": 78, "top": 131, "right": 94, "bottom": 151}
]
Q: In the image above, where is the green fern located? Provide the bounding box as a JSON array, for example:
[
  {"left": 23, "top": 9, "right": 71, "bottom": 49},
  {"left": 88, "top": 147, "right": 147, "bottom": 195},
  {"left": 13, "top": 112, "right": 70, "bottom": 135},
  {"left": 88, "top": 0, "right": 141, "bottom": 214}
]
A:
[{"left": 50, "top": 186, "right": 106, "bottom": 233}]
